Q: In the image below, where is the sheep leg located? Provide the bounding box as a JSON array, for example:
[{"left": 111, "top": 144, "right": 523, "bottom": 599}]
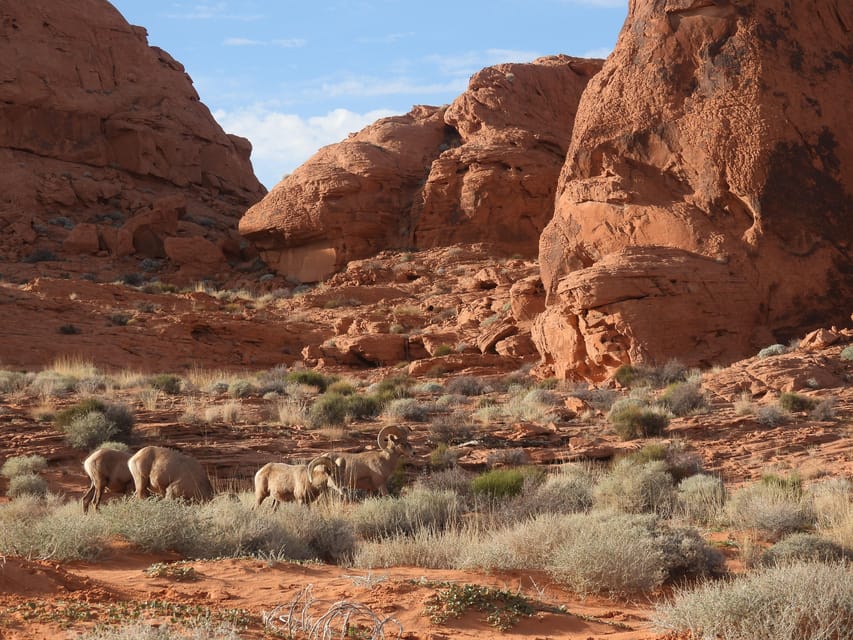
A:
[{"left": 81, "top": 484, "right": 96, "bottom": 513}]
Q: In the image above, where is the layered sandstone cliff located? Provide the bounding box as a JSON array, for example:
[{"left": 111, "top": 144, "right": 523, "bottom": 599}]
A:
[
  {"left": 535, "top": 0, "right": 853, "bottom": 380},
  {"left": 239, "top": 56, "right": 601, "bottom": 282},
  {"left": 0, "top": 0, "right": 266, "bottom": 278}
]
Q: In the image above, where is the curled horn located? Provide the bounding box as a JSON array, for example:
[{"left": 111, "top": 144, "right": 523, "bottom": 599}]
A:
[
  {"left": 377, "top": 425, "right": 406, "bottom": 449},
  {"left": 307, "top": 455, "right": 334, "bottom": 477}
]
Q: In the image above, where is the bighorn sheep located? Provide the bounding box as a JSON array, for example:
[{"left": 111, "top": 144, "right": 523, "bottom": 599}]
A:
[
  {"left": 254, "top": 455, "right": 342, "bottom": 509},
  {"left": 333, "top": 425, "right": 413, "bottom": 496},
  {"left": 128, "top": 446, "right": 214, "bottom": 501},
  {"left": 82, "top": 447, "right": 134, "bottom": 513}
]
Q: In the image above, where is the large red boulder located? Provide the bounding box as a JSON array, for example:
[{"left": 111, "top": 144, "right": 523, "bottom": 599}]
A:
[
  {"left": 0, "top": 0, "right": 265, "bottom": 275},
  {"left": 239, "top": 56, "right": 602, "bottom": 282},
  {"left": 535, "top": 0, "right": 853, "bottom": 381}
]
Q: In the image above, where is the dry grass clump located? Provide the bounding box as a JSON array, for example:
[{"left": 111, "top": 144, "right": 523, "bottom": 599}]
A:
[
  {"left": 382, "top": 397, "right": 431, "bottom": 422},
  {"left": 761, "top": 533, "right": 850, "bottom": 565},
  {"left": 0, "top": 495, "right": 108, "bottom": 560},
  {"left": 659, "top": 381, "right": 707, "bottom": 416},
  {"left": 0, "top": 369, "right": 27, "bottom": 393},
  {"left": 607, "top": 398, "right": 670, "bottom": 440},
  {"left": 55, "top": 398, "right": 135, "bottom": 449},
  {"left": 351, "top": 527, "right": 475, "bottom": 570},
  {"left": 348, "top": 488, "right": 459, "bottom": 540},
  {"left": 275, "top": 397, "right": 308, "bottom": 426},
  {"left": 726, "top": 474, "right": 816, "bottom": 538},
  {"left": 7, "top": 473, "right": 49, "bottom": 498},
  {"left": 80, "top": 620, "right": 241, "bottom": 640},
  {"left": 427, "top": 411, "right": 474, "bottom": 445},
  {"left": 500, "top": 470, "right": 594, "bottom": 521},
  {"left": 656, "top": 562, "right": 853, "bottom": 640},
  {"left": 593, "top": 459, "right": 676, "bottom": 516},
  {"left": 1, "top": 454, "right": 47, "bottom": 479},
  {"left": 443, "top": 376, "right": 487, "bottom": 396},
  {"left": 676, "top": 473, "right": 726, "bottom": 525}
]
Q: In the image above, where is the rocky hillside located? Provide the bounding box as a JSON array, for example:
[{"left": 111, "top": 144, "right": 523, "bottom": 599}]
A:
[
  {"left": 535, "top": 0, "right": 853, "bottom": 381},
  {"left": 0, "top": 0, "right": 266, "bottom": 285},
  {"left": 239, "top": 56, "right": 602, "bottom": 283}
]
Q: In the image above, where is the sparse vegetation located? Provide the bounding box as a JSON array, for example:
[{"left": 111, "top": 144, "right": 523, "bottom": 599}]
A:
[
  {"left": 1, "top": 454, "right": 47, "bottom": 479},
  {"left": 608, "top": 399, "right": 670, "bottom": 439}
]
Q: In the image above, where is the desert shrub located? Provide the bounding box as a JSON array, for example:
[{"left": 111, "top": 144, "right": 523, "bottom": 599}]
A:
[
  {"left": 55, "top": 398, "right": 107, "bottom": 427},
  {"left": 810, "top": 397, "right": 837, "bottom": 421},
  {"left": 100, "top": 498, "right": 203, "bottom": 554},
  {"left": 613, "top": 364, "right": 640, "bottom": 387},
  {"left": 761, "top": 533, "right": 850, "bottom": 565},
  {"left": 415, "top": 467, "right": 474, "bottom": 505},
  {"left": 275, "top": 397, "right": 307, "bottom": 425},
  {"left": 676, "top": 474, "right": 726, "bottom": 525},
  {"left": 343, "top": 393, "right": 383, "bottom": 420},
  {"left": 80, "top": 620, "right": 241, "bottom": 640},
  {"left": 383, "top": 397, "right": 430, "bottom": 421},
  {"left": 433, "top": 344, "right": 453, "bottom": 356},
  {"left": 0, "top": 497, "right": 108, "bottom": 560},
  {"left": 412, "top": 381, "right": 443, "bottom": 394},
  {"left": 444, "top": 376, "right": 487, "bottom": 396},
  {"left": 326, "top": 380, "right": 356, "bottom": 395},
  {"left": 348, "top": 488, "right": 458, "bottom": 540},
  {"left": 65, "top": 412, "right": 120, "bottom": 449},
  {"left": 608, "top": 400, "right": 670, "bottom": 440},
  {"left": 471, "top": 468, "right": 531, "bottom": 501},
  {"left": 778, "top": 391, "right": 816, "bottom": 412},
  {"left": 594, "top": 459, "right": 675, "bottom": 516},
  {"left": 227, "top": 379, "right": 256, "bottom": 398},
  {"left": 1, "top": 454, "right": 47, "bottom": 479},
  {"left": 370, "top": 374, "right": 413, "bottom": 400},
  {"left": 429, "top": 443, "right": 459, "bottom": 469},
  {"left": 657, "top": 525, "right": 725, "bottom": 579},
  {"left": 755, "top": 403, "right": 789, "bottom": 426},
  {"left": 149, "top": 374, "right": 182, "bottom": 394},
  {"left": 656, "top": 562, "right": 853, "bottom": 640},
  {"left": 307, "top": 393, "right": 348, "bottom": 426},
  {"left": 503, "top": 471, "right": 594, "bottom": 520},
  {"left": 0, "top": 370, "right": 27, "bottom": 393},
  {"left": 545, "top": 512, "right": 668, "bottom": 595},
  {"left": 485, "top": 448, "right": 530, "bottom": 468},
  {"left": 351, "top": 527, "right": 474, "bottom": 570},
  {"left": 7, "top": 473, "right": 48, "bottom": 498},
  {"left": 427, "top": 412, "right": 474, "bottom": 445},
  {"left": 458, "top": 513, "right": 569, "bottom": 572},
  {"left": 660, "top": 382, "right": 707, "bottom": 416},
  {"left": 97, "top": 441, "right": 130, "bottom": 452},
  {"left": 623, "top": 441, "right": 701, "bottom": 481},
  {"left": 758, "top": 343, "right": 789, "bottom": 358},
  {"left": 284, "top": 370, "right": 337, "bottom": 392},
  {"left": 726, "top": 476, "right": 815, "bottom": 537},
  {"left": 840, "top": 345, "right": 853, "bottom": 361}
]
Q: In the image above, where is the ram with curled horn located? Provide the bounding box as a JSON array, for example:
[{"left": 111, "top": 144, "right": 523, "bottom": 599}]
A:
[
  {"left": 128, "top": 446, "right": 214, "bottom": 502},
  {"left": 254, "top": 455, "right": 343, "bottom": 509},
  {"left": 333, "top": 425, "right": 413, "bottom": 497}
]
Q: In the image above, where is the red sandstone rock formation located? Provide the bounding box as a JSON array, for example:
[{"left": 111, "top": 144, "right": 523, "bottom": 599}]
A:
[
  {"left": 535, "top": 0, "right": 853, "bottom": 381},
  {"left": 0, "top": 0, "right": 266, "bottom": 279},
  {"left": 239, "top": 56, "right": 602, "bottom": 282}
]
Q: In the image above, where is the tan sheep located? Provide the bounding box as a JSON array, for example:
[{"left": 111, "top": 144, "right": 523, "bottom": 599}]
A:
[
  {"left": 128, "top": 446, "right": 214, "bottom": 501},
  {"left": 254, "top": 455, "right": 342, "bottom": 509},
  {"left": 333, "top": 425, "right": 413, "bottom": 497},
  {"left": 81, "top": 447, "right": 134, "bottom": 513}
]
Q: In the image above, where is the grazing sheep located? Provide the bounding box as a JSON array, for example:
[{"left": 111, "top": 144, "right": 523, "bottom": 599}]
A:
[
  {"left": 333, "top": 425, "right": 413, "bottom": 497},
  {"left": 254, "top": 455, "right": 342, "bottom": 509},
  {"left": 128, "top": 446, "right": 214, "bottom": 501},
  {"left": 81, "top": 447, "right": 134, "bottom": 513}
]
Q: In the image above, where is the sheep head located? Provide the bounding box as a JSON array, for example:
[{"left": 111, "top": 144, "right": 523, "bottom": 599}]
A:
[
  {"left": 307, "top": 455, "right": 343, "bottom": 496},
  {"left": 377, "top": 425, "right": 413, "bottom": 457}
]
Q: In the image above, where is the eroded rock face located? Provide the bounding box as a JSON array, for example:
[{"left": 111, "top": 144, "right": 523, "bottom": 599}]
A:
[
  {"left": 0, "top": 0, "right": 266, "bottom": 278},
  {"left": 239, "top": 56, "right": 602, "bottom": 282},
  {"left": 536, "top": 0, "right": 853, "bottom": 381}
]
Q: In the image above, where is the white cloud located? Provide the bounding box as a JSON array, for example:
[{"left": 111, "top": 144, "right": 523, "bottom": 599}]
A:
[
  {"left": 561, "top": 0, "right": 626, "bottom": 6},
  {"left": 167, "top": 2, "right": 262, "bottom": 20},
  {"left": 214, "top": 105, "right": 397, "bottom": 188},
  {"left": 425, "top": 48, "right": 542, "bottom": 77},
  {"left": 223, "top": 37, "right": 307, "bottom": 47},
  {"left": 582, "top": 46, "right": 614, "bottom": 59},
  {"left": 313, "top": 76, "right": 466, "bottom": 99}
]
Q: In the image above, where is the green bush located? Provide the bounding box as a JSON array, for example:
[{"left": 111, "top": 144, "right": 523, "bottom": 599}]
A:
[
  {"left": 504, "top": 471, "right": 594, "bottom": 520},
  {"left": 55, "top": 398, "right": 107, "bottom": 427},
  {"left": 656, "top": 562, "right": 853, "bottom": 639},
  {"left": 608, "top": 400, "right": 670, "bottom": 440},
  {"left": 383, "top": 397, "right": 430, "bottom": 421},
  {"left": 1, "top": 454, "right": 47, "bottom": 479},
  {"left": 65, "top": 412, "right": 120, "bottom": 449},
  {"left": 227, "top": 379, "right": 256, "bottom": 398},
  {"left": 778, "top": 392, "right": 816, "bottom": 412},
  {"left": 841, "top": 345, "right": 853, "bottom": 361},
  {"left": 7, "top": 473, "right": 48, "bottom": 498},
  {"left": 370, "top": 374, "right": 413, "bottom": 400},
  {"left": 326, "top": 380, "right": 356, "bottom": 395},
  {"left": 149, "top": 374, "right": 182, "bottom": 394},
  {"left": 285, "top": 370, "right": 337, "bottom": 392},
  {"left": 471, "top": 468, "right": 536, "bottom": 501},
  {"left": 0, "top": 370, "right": 27, "bottom": 393},
  {"left": 307, "top": 392, "right": 348, "bottom": 427}
]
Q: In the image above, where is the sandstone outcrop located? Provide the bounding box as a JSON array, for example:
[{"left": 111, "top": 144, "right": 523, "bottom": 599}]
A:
[
  {"left": 0, "top": 0, "right": 266, "bottom": 280},
  {"left": 239, "top": 56, "right": 602, "bottom": 282},
  {"left": 536, "top": 0, "right": 853, "bottom": 381}
]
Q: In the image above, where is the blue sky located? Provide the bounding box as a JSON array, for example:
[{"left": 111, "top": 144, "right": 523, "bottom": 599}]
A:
[{"left": 109, "top": 1, "right": 628, "bottom": 189}]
